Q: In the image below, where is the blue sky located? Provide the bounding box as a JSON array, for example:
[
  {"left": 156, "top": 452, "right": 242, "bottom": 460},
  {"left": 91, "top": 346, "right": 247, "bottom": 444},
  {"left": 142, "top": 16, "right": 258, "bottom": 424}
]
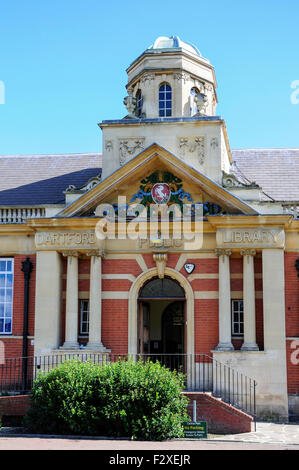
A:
[{"left": 0, "top": 0, "right": 299, "bottom": 155}]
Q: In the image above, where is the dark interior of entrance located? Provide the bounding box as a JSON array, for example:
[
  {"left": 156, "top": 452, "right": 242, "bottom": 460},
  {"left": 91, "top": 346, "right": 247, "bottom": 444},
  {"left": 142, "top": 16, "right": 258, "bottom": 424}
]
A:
[{"left": 138, "top": 277, "right": 186, "bottom": 355}]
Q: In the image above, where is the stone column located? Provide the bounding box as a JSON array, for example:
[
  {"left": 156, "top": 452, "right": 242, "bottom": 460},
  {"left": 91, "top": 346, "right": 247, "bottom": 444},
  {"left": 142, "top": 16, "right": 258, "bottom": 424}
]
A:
[
  {"left": 86, "top": 251, "right": 107, "bottom": 350},
  {"left": 61, "top": 252, "right": 79, "bottom": 349},
  {"left": 215, "top": 249, "right": 234, "bottom": 351},
  {"left": 240, "top": 249, "right": 259, "bottom": 351},
  {"left": 34, "top": 251, "right": 62, "bottom": 356},
  {"left": 262, "top": 249, "right": 287, "bottom": 351},
  {"left": 262, "top": 248, "right": 288, "bottom": 418}
]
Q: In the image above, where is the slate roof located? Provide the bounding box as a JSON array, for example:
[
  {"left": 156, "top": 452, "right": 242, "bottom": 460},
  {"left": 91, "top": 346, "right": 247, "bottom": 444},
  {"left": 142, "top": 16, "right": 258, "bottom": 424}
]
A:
[
  {"left": 0, "top": 149, "right": 299, "bottom": 206},
  {"left": 231, "top": 149, "right": 299, "bottom": 202},
  {"left": 0, "top": 153, "right": 102, "bottom": 205}
]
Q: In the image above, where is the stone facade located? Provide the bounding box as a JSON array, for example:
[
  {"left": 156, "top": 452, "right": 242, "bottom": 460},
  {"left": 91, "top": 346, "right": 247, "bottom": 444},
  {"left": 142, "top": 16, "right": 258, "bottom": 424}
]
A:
[{"left": 0, "top": 36, "right": 298, "bottom": 422}]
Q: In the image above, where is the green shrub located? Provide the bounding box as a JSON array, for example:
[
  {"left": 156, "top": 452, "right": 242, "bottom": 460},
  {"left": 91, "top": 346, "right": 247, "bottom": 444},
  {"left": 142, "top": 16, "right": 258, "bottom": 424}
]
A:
[{"left": 24, "top": 358, "right": 189, "bottom": 440}]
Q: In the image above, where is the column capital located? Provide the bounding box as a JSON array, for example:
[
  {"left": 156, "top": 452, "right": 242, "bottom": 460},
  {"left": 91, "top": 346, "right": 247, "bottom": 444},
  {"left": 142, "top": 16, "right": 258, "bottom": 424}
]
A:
[
  {"left": 240, "top": 249, "right": 257, "bottom": 257},
  {"left": 215, "top": 248, "right": 232, "bottom": 257},
  {"left": 62, "top": 250, "right": 79, "bottom": 258},
  {"left": 86, "top": 249, "right": 104, "bottom": 258}
]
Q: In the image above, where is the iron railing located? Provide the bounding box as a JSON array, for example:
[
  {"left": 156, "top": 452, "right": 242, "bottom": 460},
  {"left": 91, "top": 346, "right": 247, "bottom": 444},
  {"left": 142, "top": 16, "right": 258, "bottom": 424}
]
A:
[{"left": 0, "top": 353, "right": 257, "bottom": 424}]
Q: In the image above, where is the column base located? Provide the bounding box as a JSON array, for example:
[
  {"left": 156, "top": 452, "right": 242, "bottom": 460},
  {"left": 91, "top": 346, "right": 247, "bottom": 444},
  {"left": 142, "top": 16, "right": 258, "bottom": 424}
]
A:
[
  {"left": 215, "top": 342, "right": 234, "bottom": 351},
  {"left": 241, "top": 342, "right": 259, "bottom": 351},
  {"left": 85, "top": 341, "right": 109, "bottom": 351},
  {"left": 60, "top": 341, "right": 80, "bottom": 350}
]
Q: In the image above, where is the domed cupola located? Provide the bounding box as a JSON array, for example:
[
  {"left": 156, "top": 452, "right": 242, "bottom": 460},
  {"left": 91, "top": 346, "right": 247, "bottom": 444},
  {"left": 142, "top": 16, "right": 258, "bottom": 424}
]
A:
[
  {"left": 123, "top": 35, "right": 217, "bottom": 119},
  {"left": 148, "top": 35, "right": 202, "bottom": 57}
]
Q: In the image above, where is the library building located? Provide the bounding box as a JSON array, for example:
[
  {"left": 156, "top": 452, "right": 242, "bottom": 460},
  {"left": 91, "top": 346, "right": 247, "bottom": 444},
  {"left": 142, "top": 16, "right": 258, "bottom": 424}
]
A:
[{"left": 0, "top": 36, "right": 299, "bottom": 425}]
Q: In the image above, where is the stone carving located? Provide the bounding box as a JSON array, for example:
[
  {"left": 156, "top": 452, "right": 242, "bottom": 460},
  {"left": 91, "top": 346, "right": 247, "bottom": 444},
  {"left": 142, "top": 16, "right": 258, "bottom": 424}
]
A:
[
  {"left": 179, "top": 137, "right": 205, "bottom": 164},
  {"left": 210, "top": 137, "right": 218, "bottom": 150},
  {"left": 86, "top": 249, "right": 103, "bottom": 258},
  {"left": 62, "top": 251, "right": 79, "bottom": 258},
  {"left": 173, "top": 72, "right": 190, "bottom": 83},
  {"left": 215, "top": 248, "right": 232, "bottom": 257},
  {"left": 64, "top": 175, "right": 101, "bottom": 194},
  {"left": 35, "top": 231, "right": 97, "bottom": 248},
  {"left": 123, "top": 92, "right": 137, "bottom": 118},
  {"left": 240, "top": 249, "right": 257, "bottom": 257},
  {"left": 119, "top": 138, "right": 145, "bottom": 166},
  {"left": 216, "top": 228, "right": 285, "bottom": 249},
  {"left": 222, "top": 172, "right": 259, "bottom": 189},
  {"left": 153, "top": 252, "right": 168, "bottom": 279},
  {"left": 194, "top": 92, "right": 208, "bottom": 116},
  {"left": 140, "top": 73, "right": 155, "bottom": 84},
  {"left": 105, "top": 140, "right": 113, "bottom": 151},
  {"left": 138, "top": 237, "right": 183, "bottom": 249},
  {"left": 204, "top": 83, "right": 214, "bottom": 93}
]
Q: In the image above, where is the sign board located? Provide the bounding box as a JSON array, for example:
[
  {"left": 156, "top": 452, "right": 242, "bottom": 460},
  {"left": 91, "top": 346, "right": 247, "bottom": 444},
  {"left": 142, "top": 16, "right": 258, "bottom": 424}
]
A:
[{"left": 183, "top": 421, "right": 207, "bottom": 439}]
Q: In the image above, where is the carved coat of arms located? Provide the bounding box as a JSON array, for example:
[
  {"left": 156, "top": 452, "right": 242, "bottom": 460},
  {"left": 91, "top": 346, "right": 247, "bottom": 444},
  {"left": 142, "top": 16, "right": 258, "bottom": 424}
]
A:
[{"left": 151, "top": 183, "right": 171, "bottom": 204}]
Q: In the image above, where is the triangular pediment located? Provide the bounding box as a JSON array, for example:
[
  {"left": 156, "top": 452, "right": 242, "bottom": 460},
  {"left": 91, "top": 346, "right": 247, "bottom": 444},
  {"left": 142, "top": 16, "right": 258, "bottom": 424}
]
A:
[{"left": 57, "top": 144, "right": 258, "bottom": 218}]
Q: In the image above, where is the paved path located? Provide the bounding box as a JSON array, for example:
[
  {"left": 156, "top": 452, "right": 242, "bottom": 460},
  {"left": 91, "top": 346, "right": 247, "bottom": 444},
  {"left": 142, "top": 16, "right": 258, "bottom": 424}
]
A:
[
  {"left": 0, "top": 436, "right": 297, "bottom": 450},
  {"left": 211, "top": 422, "right": 299, "bottom": 446},
  {"left": 0, "top": 422, "right": 298, "bottom": 451}
]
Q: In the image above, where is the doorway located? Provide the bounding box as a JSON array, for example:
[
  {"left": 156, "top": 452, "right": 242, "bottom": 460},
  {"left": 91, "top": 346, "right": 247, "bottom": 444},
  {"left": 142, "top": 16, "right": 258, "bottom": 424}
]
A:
[{"left": 137, "top": 276, "right": 186, "bottom": 359}]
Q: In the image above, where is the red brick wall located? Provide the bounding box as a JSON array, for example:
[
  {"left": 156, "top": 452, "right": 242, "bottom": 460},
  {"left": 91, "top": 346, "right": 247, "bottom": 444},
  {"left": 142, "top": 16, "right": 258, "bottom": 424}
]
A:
[
  {"left": 102, "top": 299, "right": 128, "bottom": 354},
  {"left": 0, "top": 394, "right": 31, "bottom": 419},
  {"left": 284, "top": 253, "right": 299, "bottom": 338},
  {"left": 0, "top": 255, "right": 36, "bottom": 361},
  {"left": 184, "top": 392, "right": 253, "bottom": 434},
  {"left": 195, "top": 299, "right": 218, "bottom": 354},
  {"left": 97, "top": 254, "right": 265, "bottom": 355},
  {"left": 284, "top": 253, "right": 299, "bottom": 394},
  {"left": 0, "top": 392, "right": 252, "bottom": 436}
]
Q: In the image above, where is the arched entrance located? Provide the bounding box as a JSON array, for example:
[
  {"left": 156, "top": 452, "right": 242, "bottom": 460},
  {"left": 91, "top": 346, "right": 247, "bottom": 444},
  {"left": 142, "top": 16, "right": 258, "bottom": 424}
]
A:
[
  {"left": 128, "top": 267, "right": 194, "bottom": 357},
  {"left": 137, "top": 277, "right": 186, "bottom": 355}
]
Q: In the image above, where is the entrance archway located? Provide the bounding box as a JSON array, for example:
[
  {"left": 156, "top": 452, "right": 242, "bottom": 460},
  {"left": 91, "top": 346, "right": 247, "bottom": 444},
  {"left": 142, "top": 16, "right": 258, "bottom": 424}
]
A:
[
  {"left": 138, "top": 277, "right": 185, "bottom": 355},
  {"left": 128, "top": 267, "right": 194, "bottom": 356}
]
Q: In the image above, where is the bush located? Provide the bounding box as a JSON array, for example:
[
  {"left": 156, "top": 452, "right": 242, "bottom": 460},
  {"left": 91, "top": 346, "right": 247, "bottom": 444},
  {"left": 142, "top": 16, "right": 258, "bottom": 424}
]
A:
[{"left": 24, "top": 358, "right": 189, "bottom": 440}]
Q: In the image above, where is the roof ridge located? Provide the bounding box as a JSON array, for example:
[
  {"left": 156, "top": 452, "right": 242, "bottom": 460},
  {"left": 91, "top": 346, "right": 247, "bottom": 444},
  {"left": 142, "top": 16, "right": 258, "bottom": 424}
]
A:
[
  {"left": 232, "top": 148, "right": 299, "bottom": 151},
  {"left": 0, "top": 152, "right": 102, "bottom": 158}
]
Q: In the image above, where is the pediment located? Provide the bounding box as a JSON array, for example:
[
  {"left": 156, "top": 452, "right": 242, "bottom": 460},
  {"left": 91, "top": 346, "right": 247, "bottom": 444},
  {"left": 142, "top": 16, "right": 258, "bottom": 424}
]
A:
[{"left": 57, "top": 144, "right": 258, "bottom": 218}]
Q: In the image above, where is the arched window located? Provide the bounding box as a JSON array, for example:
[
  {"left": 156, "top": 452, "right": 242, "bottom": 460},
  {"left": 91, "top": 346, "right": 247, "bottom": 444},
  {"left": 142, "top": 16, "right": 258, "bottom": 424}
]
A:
[
  {"left": 138, "top": 276, "right": 185, "bottom": 299},
  {"left": 159, "top": 83, "right": 172, "bottom": 117},
  {"left": 136, "top": 89, "right": 143, "bottom": 117},
  {"left": 190, "top": 87, "right": 200, "bottom": 116}
]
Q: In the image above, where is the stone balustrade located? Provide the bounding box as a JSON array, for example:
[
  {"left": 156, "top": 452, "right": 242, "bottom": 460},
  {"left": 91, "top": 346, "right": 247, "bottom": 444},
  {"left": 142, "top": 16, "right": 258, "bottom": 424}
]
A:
[{"left": 0, "top": 207, "right": 45, "bottom": 224}]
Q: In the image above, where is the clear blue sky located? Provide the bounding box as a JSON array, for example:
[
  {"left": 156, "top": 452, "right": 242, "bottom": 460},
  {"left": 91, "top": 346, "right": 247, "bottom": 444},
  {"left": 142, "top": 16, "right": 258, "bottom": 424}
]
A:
[{"left": 0, "top": 0, "right": 299, "bottom": 155}]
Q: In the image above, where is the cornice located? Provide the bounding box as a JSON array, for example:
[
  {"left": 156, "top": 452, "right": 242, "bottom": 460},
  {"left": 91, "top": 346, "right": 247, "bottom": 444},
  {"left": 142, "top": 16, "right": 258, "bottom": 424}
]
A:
[{"left": 207, "top": 214, "right": 293, "bottom": 228}]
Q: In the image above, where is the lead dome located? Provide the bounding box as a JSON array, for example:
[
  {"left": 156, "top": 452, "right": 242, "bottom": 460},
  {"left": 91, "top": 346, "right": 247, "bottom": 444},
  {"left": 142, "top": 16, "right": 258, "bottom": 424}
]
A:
[{"left": 147, "top": 35, "right": 202, "bottom": 57}]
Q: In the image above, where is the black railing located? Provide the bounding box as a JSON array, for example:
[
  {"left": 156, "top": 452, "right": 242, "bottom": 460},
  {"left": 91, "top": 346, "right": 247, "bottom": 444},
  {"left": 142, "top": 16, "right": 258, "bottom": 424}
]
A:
[{"left": 0, "top": 353, "right": 257, "bottom": 424}]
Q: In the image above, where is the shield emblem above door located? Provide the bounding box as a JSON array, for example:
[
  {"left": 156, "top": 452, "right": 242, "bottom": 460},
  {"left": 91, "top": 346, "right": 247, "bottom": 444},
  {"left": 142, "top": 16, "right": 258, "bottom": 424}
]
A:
[{"left": 184, "top": 263, "right": 195, "bottom": 274}]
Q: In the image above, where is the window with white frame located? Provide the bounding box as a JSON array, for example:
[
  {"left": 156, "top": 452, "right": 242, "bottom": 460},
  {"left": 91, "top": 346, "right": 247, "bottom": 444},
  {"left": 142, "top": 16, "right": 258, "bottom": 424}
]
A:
[
  {"left": 231, "top": 300, "right": 244, "bottom": 336},
  {"left": 159, "top": 83, "right": 172, "bottom": 117},
  {"left": 0, "top": 258, "right": 14, "bottom": 334},
  {"left": 79, "top": 299, "right": 89, "bottom": 335}
]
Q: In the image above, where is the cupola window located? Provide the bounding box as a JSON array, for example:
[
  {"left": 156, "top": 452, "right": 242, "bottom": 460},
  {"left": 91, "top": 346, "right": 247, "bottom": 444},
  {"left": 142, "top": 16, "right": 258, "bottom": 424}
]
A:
[
  {"left": 136, "top": 89, "right": 143, "bottom": 117},
  {"left": 159, "top": 83, "right": 172, "bottom": 117}
]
